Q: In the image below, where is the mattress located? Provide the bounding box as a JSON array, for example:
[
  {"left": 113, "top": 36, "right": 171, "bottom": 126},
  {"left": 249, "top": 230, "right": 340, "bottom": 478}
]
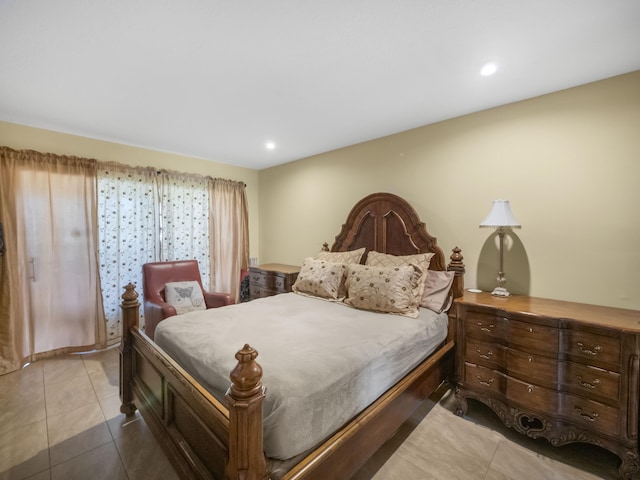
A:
[{"left": 155, "top": 292, "right": 448, "bottom": 460}]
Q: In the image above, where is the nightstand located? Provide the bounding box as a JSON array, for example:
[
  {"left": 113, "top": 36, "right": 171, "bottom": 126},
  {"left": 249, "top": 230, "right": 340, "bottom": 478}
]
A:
[
  {"left": 249, "top": 263, "right": 300, "bottom": 300},
  {"left": 454, "top": 291, "right": 640, "bottom": 479}
]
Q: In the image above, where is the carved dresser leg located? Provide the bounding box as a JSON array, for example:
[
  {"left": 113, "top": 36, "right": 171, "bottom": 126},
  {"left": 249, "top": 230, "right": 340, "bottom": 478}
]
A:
[
  {"left": 618, "top": 448, "right": 640, "bottom": 480},
  {"left": 454, "top": 387, "right": 468, "bottom": 417}
]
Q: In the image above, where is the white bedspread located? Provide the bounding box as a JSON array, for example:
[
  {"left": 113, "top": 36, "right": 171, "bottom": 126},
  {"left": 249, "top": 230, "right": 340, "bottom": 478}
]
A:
[{"left": 155, "top": 292, "right": 448, "bottom": 460}]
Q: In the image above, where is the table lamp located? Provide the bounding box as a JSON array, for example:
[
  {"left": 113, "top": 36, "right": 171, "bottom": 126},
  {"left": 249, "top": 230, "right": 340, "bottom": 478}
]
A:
[{"left": 480, "top": 199, "right": 521, "bottom": 296}]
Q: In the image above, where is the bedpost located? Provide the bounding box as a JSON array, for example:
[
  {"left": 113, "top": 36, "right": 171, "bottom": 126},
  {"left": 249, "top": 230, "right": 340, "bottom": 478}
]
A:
[
  {"left": 225, "top": 344, "right": 268, "bottom": 480},
  {"left": 119, "top": 283, "right": 139, "bottom": 416},
  {"left": 448, "top": 246, "right": 465, "bottom": 298}
]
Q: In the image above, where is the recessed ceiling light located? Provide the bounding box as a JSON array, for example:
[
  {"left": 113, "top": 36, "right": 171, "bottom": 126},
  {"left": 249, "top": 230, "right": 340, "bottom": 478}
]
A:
[
  {"left": 480, "top": 62, "right": 498, "bottom": 76},
  {"left": 265, "top": 142, "right": 276, "bottom": 150}
]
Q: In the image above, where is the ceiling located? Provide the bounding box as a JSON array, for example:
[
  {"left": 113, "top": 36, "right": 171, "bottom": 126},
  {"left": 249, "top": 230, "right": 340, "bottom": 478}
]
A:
[{"left": 1, "top": 1, "right": 639, "bottom": 170}]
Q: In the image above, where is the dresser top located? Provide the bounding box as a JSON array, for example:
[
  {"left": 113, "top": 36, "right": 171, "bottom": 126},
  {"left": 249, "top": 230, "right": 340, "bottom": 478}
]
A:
[
  {"left": 456, "top": 291, "right": 640, "bottom": 332},
  {"left": 251, "top": 263, "right": 300, "bottom": 274}
]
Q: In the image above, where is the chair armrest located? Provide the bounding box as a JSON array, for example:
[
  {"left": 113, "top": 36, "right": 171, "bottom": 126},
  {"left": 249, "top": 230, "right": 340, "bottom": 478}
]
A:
[
  {"left": 143, "top": 300, "right": 177, "bottom": 340},
  {"left": 204, "top": 291, "right": 234, "bottom": 307},
  {"left": 145, "top": 299, "right": 177, "bottom": 317}
]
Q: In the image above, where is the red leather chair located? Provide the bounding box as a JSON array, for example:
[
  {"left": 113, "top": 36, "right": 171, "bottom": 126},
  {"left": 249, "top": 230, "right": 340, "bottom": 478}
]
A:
[{"left": 142, "top": 260, "right": 232, "bottom": 340}]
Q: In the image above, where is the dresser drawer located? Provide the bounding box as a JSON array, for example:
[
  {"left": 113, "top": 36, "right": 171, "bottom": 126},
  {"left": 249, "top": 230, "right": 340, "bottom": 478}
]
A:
[
  {"left": 250, "top": 270, "right": 273, "bottom": 290},
  {"left": 250, "top": 271, "right": 297, "bottom": 291},
  {"left": 560, "top": 393, "right": 619, "bottom": 436},
  {"left": 561, "top": 330, "right": 621, "bottom": 368},
  {"left": 506, "top": 320, "right": 559, "bottom": 354},
  {"left": 250, "top": 286, "right": 277, "bottom": 299},
  {"left": 465, "top": 311, "right": 505, "bottom": 341},
  {"left": 505, "top": 348, "right": 558, "bottom": 387},
  {"left": 463, "top": 363, "right": 505, "bottom": 394},
  {"left": 465, "top": 339, "right": 505, "bottom": 370},
  {"left": 506, "top": 376, "right": 558, "bottom": 413},
  {"left": 560, "top": 362, "right": 620, "bottom": 404},
  {"left": 274, "top": 275, "right": 288, "bottom": 291}
]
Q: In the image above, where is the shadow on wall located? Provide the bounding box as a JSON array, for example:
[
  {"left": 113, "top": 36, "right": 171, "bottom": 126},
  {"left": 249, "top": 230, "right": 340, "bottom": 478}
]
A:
[{"left": 477, "top": 230, "right": 531, "bottom": 296}]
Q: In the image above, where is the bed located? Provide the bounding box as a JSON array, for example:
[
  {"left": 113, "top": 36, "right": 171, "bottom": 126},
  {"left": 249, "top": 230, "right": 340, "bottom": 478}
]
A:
[{"left": 119, "top": 192, "right": 466, "bottom": 480}]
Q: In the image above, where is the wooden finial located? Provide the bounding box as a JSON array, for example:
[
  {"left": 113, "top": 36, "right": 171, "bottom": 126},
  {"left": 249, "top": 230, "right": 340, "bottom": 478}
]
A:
[
  {"left": 449, "top": 246, "right": 464, "bottom": 266},
  {"left": 121, "top": 283, "right": 139, "bottom": 305},
  {"left": 322, "top": 242, "right": 330, "bottom": 251},
  {"left": 229, "top": 344, "right": 263, "bottom": 398},
  {"left": 447, "top": 247, "right": 466, "bottom": 298}
]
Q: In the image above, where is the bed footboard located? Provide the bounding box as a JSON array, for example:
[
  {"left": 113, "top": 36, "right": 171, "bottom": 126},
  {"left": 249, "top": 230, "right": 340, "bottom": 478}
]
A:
[{"left": 119, "top": 284, "right": 268, "bottom": 480}]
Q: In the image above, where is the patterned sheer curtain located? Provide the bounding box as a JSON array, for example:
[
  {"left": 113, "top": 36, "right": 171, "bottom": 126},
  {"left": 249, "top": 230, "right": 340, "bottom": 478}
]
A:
[
  {"left": 97, "top": 163, "right": 158, "bottom": 343},
  {"left": 97, "top": 167, "right": 220, "bottom": 342},
  {"left": 159, "top": 171, "right": 211, "bottom": 288},
  {"left": 0, "top": 147, "right": 106, "bottom": 375},
  {"left": 209, "top": 178, "right": 249, "bottom": 302}
]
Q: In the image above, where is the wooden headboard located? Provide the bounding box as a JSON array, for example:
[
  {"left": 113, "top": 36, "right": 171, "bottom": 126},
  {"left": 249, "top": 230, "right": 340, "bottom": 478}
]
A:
[{"left": 327, "top": 192, "right": 465, "bottom": 297}]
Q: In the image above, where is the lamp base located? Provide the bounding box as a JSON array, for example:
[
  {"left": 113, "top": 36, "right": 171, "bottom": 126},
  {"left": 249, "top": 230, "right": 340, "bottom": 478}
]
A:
[{"left": 491, "top": 286, "right": 511, "bottom": 297}]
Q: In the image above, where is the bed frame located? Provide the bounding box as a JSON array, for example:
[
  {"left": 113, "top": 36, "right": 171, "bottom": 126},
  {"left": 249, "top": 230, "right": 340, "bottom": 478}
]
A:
[{"left": 119, "top": 192, "right": 465, "bottom": 480}]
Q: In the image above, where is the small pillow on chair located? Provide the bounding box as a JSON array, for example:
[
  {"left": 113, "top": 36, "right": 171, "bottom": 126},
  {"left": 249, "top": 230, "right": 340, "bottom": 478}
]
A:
[{"left": 165, "top": 281, "right": 206, "bottom": 314}]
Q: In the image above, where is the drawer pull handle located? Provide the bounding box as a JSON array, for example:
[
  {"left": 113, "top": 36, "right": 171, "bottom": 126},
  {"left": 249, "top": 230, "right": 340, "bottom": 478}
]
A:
[
  {"left": 527, "top": 355, "right": 533, "bottom": 363},
  {"left": 476, "top": 348, "right": 493, "bottom": 360},
  {"left": 527, "top": 385, "right": 533, "bottom": 393},
  {"left": 475, "top": 375, "right": 494, "bottom": 387},
  {"left": 528, "top": 327, "right": 534, "bottom": 333},
  {"left": 576, "top": 375, "right": 601, "bottom": 389},
  {"left": 477, "top": 322, "right": 495, "bottom": 332},
  {"left": 574, "top": 406, "right": 599, "bottom": 422},
  {"left": 576, "top": 342, "right": 602, "bottom": 356}
]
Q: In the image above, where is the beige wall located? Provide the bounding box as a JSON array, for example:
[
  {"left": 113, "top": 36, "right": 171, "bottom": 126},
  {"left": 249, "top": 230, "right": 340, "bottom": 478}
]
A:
[
  {"left": 3, "top": 71, "right": 638, "bottom": 310},
  {"left": 258, "top": 71, "right": 640, "bottom": 310},
  {"left": 0, "top": 121, "right": 261, "bottom": 258}
]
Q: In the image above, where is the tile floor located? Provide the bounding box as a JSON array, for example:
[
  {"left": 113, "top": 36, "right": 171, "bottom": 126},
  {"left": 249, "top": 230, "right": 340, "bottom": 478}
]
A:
[
  {"left": 353, "top": 388, "right": 628, "bottom": 480},
  {"left": 0, "top": 346, "right": 632, "bottom": 480}
]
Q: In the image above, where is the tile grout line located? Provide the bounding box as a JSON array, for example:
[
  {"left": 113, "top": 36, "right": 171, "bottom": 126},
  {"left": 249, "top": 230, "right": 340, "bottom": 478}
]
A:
[
  {"left": 481, "top": 438, "right": 502, "bottom": 480},
  {"left": 82, "top": 352, "right": 131, "bottom": 480},
  {"left": 41, "top": 360, "right": 53, "bottom": 479}
]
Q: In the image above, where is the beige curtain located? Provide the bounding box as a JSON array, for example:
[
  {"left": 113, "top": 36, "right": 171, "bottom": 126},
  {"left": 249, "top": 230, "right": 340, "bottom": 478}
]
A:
[
  {"left": 209, "top": 179, "right": 249, "bottom": 303},
  {"left": 0, "top": 147, "right": 106, "bottom": 375}
]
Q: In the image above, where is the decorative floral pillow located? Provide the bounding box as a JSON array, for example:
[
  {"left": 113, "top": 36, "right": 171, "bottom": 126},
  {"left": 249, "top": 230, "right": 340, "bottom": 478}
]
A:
[
  {"left": 421, "top": 270, "right": 455, "bottom": 313},
  {"left": 344, "top": 263, "right": 424, "bottom": 318},
  {"left": 293, "top": 257, "right": 348, "bottom": 300},
  {"left": 316, "top": 247, "right": 366, "bottom": 265},
  {"left": 366, "top": 251, "right": 434, "bottom": 299},
  {"left": 164, "top": 281, "right": 206, "bottom": 314}
]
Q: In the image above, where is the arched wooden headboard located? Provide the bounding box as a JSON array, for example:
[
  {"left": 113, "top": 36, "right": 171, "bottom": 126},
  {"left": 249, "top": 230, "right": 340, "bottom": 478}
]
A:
[
  {"left": 328, "top": 192, "right": 464, "bottom": 297},
  {"left": 330, "top": 192, "right": 445, "bottom": 269}
]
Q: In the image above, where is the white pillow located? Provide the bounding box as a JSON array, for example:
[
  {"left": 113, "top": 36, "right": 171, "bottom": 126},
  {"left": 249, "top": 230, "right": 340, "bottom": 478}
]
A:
[{"left": 164, "top": 281, "right": 206, "bottom": 315}]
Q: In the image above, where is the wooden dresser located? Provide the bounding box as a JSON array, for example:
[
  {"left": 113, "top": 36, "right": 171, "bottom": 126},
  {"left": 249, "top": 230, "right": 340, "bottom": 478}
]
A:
[
  {"left": 454, "top": 291, "right": 640, "bottom": 479},
  {"left": 249, "top": 263, "right": 300, "bottom": 300}
]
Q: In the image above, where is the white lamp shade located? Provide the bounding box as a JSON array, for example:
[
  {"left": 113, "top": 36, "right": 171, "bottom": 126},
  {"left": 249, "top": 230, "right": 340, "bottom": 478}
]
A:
[{"left": 480, "top": 200, "right": 521, "bottom": 228}]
